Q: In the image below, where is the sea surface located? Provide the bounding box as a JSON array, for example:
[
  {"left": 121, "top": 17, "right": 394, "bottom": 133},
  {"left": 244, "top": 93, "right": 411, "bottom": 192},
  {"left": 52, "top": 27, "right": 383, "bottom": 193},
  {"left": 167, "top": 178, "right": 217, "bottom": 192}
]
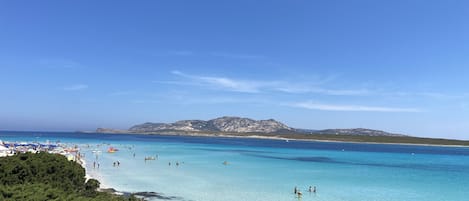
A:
[{"left": 1, "top": 131, "right": 469, "bottom": 201}]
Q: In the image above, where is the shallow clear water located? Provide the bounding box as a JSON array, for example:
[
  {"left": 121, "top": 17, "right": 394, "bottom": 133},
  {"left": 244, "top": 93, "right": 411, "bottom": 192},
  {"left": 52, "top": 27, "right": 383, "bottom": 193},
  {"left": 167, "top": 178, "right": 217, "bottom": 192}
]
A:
[{"left": 1, "top": 131, "right": 469, "bottom": 201}]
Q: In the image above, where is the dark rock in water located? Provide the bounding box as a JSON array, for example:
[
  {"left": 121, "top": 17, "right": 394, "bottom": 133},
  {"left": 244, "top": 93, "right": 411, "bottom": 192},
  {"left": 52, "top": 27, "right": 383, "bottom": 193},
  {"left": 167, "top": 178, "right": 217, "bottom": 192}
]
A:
[
  {"left": 132, "top": 191, "right": 184, "bottom": 200},
  {"left": 99, "top": 189, "right": 185, "bottom": 200},
  {"left": 132, "top": 191, "right": 160, "bottom": 197},
  {"left": 98, "top": 188, "right": 118, "bottom": 193}
]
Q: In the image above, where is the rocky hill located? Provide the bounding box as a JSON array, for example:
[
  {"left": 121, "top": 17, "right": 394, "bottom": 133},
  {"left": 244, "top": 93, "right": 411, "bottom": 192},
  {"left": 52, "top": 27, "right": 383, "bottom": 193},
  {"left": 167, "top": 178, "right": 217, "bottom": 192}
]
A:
[
  {"left": 128, "top": 116, "right": 294, "bottom": 133},
  {"left": 96, "top": 116, "right": 406, "bottom": 137}
]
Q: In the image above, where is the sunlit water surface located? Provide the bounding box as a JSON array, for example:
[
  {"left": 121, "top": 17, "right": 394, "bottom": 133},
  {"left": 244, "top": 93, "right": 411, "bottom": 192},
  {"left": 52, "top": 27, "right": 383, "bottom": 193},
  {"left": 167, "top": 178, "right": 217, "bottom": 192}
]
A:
[{"left": 1, "top": 131, "right": 468, "bottom": 201}]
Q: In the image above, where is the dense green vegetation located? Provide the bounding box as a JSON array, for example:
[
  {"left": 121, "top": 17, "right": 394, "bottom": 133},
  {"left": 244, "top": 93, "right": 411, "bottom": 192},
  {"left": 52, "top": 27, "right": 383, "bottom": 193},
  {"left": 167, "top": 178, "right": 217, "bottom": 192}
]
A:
[{"left": 0, "top": 152, "right": 139, "bottom": 201}]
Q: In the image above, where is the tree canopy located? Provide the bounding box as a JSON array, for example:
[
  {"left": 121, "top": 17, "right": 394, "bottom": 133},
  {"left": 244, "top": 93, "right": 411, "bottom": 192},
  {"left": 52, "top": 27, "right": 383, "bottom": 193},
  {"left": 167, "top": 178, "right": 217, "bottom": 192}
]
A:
[{"left": 0, "top": 152, "right": 139, "bottom": 201}]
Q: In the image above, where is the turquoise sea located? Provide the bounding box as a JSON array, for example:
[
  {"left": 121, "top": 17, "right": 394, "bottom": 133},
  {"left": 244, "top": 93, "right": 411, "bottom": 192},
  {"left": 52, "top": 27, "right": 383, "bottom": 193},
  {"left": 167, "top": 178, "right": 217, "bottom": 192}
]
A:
[{"left": 1, "top": 131, "right": 468, "bottom": 201}]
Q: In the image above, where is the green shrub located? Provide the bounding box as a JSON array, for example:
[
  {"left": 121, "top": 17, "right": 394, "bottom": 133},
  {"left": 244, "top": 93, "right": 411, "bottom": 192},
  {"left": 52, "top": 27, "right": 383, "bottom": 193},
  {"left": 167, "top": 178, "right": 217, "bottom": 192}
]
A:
[{"left": 0, "top": 153, "right": 140, "bottom": 201}]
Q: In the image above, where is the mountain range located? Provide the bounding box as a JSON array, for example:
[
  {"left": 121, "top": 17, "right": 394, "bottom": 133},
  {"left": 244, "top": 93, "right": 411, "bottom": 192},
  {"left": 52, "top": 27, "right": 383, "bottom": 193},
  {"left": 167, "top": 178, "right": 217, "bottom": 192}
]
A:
[{"left": 96, "top": 116, "right": 406, "bottom": 137}]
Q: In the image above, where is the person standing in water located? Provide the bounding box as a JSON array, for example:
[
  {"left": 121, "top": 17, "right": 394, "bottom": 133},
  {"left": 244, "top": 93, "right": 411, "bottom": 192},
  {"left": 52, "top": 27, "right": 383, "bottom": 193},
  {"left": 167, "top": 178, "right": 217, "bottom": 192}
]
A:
[{"left": 297, "top": 191, "right": 302, "bottom": 199}]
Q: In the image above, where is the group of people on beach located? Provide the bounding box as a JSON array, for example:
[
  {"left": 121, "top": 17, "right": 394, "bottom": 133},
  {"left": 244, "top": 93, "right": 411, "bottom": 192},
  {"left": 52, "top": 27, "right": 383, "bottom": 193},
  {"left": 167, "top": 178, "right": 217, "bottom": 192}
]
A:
[
  {"left": 113, "top": 161, "right": 121, "bottom": 167},
  {"left": 294, "top": 186, "right": 316, "bottom": 198}
]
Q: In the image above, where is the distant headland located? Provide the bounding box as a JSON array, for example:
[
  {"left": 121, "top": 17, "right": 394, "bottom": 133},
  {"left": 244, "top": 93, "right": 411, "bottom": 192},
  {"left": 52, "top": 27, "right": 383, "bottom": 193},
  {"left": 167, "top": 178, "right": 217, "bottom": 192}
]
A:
[{"left": 94, "top": 116, "right": 469, "bottom": 147}]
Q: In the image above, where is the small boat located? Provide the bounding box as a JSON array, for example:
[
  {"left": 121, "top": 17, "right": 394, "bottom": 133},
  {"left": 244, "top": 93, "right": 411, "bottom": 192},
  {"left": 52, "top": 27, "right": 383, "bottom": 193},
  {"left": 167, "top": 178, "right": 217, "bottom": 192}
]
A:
[
  {"left": 107, "top": 147, "right": 119, "bottom": 153},
  {"left": 144, "top": 156, "right": 156, "bottom": 160}
]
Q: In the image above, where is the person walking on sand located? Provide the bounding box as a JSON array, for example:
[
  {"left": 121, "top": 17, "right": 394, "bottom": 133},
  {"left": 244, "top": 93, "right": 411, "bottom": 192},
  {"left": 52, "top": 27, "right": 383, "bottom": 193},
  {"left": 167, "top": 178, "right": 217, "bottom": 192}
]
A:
[
  {"left": 117, "top": 161, "right": 120, "bottom": 166},
  {"left": 313, "top": 186, "right": 316, "bottom": 193},
  {"left": 294, "top": 186, "right": 297, "bottom": 194}
]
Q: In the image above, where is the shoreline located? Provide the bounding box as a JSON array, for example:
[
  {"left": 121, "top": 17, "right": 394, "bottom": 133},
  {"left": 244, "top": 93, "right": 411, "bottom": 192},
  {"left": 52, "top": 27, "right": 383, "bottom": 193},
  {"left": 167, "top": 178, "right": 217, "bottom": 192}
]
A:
[
  {"left": 82, "top": 161, "right": 179, "bottom": 201},
  {"left": 81, "top": 157, "right": 112, "bottom": 190},
  {"left": 4, "top": 130, "right": 465, "bottom": 147},
  {"left": 222, "top": 134, "right": 469, "bottom": 148},
  {"left": 92, "top": 131, "right": 469, "bottom": 148}
]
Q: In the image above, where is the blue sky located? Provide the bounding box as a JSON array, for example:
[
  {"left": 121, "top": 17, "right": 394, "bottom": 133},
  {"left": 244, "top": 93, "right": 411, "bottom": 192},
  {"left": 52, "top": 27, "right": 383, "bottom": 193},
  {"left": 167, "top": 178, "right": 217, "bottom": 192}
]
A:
[{"left": 1, "top": 0, "right": 468, "bottom": 139}]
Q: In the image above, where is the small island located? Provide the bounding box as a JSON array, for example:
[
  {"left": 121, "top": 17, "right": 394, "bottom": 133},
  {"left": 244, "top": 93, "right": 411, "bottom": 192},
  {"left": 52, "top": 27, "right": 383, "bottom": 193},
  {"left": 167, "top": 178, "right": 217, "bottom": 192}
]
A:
[{"left": 95, "top": 116, "right": 469, "bottom": 146}]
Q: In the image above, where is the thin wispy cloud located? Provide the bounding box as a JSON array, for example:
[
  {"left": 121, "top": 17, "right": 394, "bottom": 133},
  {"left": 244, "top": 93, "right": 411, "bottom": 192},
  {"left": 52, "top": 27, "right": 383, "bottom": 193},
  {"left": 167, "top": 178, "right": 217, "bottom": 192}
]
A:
[
  {"left": 170, "top": 71, "right": 271, "bottom": 93},
  {"left": 63, "top": 84, "right": 88, "bottom": 91},
  {"left": 168, "top": 71, "right": 368, "bottom": 95},
  {"left": 171, "top": 96, "right": 270, "bottom": 105},
  {"left": 292, "top": 101, "right": 420, "bottom": 112},
  {"left": 380, "top": 91, "right": 469, "bottom": 101},
  {"left": 415, "top": 92, "right": 469, "bottom": 99},
  {"left": 165, "top": 71, "right": 462, "bottom": 100},
  {"left": 164, "top": 71, "right": 461, "bottom": 107},
  {"left": 276, "top": 86, "right": 370, "bottom": 96}
]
